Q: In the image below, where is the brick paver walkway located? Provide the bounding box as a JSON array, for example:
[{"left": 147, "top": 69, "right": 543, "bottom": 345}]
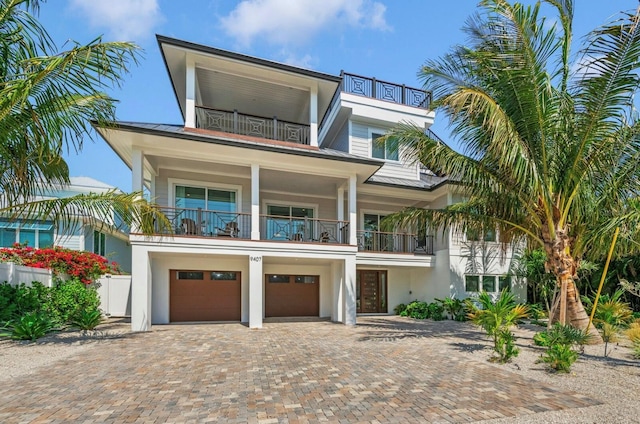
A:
[{"left": 0, "top": 317, "right": 597, "bottom": 423}]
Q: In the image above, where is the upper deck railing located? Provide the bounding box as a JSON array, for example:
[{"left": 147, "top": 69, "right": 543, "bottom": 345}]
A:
[
  {"left": 196, "top": 106, "right": 310, "bottom": 145},
  {"left": 320, "top": 72, "right": 431, "bottom": 129}
]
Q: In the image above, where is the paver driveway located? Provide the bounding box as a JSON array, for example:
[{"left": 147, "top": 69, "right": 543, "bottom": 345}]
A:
[{"left": 0, "top": 317, "right": 597, "bottom": 423}]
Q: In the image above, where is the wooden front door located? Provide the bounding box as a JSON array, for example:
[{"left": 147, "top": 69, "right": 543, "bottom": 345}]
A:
[{"left": 357, "top": 270, "right": 387, "bottom": 313}]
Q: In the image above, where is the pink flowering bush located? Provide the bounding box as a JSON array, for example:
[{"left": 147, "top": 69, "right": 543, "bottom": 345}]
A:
[{"left": 0, "top": 244, "right": 121, "bottom": 284}]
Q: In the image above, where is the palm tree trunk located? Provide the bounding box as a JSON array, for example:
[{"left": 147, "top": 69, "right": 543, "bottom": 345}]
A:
[{"left": 549, "top": 277, "right": 602, "bottom": 344}]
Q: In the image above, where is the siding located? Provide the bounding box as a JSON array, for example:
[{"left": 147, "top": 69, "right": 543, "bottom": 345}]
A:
[
  {"left": 350, "top": 121, "right": 418, "bottom": 180},
  {"left": 351, "top": 122, "right": 369, "bottom": 157},
  {"left": 328, "top": 120, "right": 349, "bottom": 152},
  {"left": 55, "top": 220, "right": 83, "bottom": 250}
]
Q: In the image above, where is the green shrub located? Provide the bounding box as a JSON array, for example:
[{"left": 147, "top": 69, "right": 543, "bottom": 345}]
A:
[
  {"left": 14, "top": 282, "right": 50, "bottom": 316},
  {"left": 468, "top": 290, "right": 529, "bottom": 363},
  {"left": 534, "top": 323, "right": 590, "bottom": 347},
  {"left": 1, "top": 312, "right": 57, "bottom": 341},
  {"left": 632, "top": 311, "right": 640, "bottom": 320},
  {"left": 428, "top": 302, "right": 445, "bottom": 321},
  {"left": 582, "top": 289, "right": 633, "bottom": 328},
  {"left": 71, "top": 309, "right": 103, "bottom": 330},
  {"left": 539, "top": 344, "right": 578, "bottom": 373},
  {"left": 0, "top": 282, "right": 17, "bottom": 322},
  {"left": 48, "top": 280, "right": 100, "bottom": 324},
  {"left": 394, "top": 303, "right": 407, "bottom": 315},
  {"left": 404, "top": 301, "right": 429, "bottom": 319},
  {"left": 436, "top": 297, "right": 467, "bottom": 321}
]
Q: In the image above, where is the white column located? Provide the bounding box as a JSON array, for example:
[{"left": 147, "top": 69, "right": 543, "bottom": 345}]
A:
[
  {"left": 185, "top": 57, "right": 196, "bottom": 128},
  {"left": 309, "top": 84, "right": 318, "bottom": 147},
  {"left": 348, "top": 175, "right": 357, "bottom": 246},
  {"left": 331, "top": 261, "right": 344, "bottom": 323},
  {"left": 249, "top": 254, "right": 263, "bottom": 329},
  {"left": 344, "top": 255, "right": 356, "bottom": 325},
  {"left": 251, "top": 164, "right": 260, "bottom": 240},
  {"left": 131, "top": 149, "right": 144, "bottom": 234},
  {"left": 131, "top": 245, "right": 152, "bottom": 331},
  {"left": 337, "top": 185, "right": 345, "bottom": 243}
]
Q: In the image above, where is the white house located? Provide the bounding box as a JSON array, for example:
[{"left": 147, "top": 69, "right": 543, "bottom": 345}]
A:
[
  {"left": 0, "top": 176, "right": 132, "bottom": 273},
  {"left": 95, "top": 36, "right": 524, "bottom": 332}
]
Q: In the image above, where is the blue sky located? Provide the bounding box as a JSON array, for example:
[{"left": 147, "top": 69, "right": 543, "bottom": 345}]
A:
[{"left": 36, "top": 0, "right": 637, "bottom": 192}]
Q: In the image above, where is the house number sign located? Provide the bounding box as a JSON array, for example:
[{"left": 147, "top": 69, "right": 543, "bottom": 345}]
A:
[{"left": 250, "top": 256, "right": 262, "bottom": 262}]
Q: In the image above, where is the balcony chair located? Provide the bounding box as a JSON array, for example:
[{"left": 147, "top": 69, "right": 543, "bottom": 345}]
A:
[
  {"left": 180, "top": 218, "right": 199, "bottom": 235},
  {"left": 217, "top": 221, "right": 239, "bottom": 237}
]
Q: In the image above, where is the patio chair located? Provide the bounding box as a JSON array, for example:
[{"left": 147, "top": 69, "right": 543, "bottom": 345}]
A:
[
  {"left": 181, "top": 218, "right": 199, "bottom": 235},
  {"left": 217, "top": 221, "right": 239, "bottom": 237}
]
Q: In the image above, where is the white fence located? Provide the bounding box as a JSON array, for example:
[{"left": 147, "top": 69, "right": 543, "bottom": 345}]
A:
[
  {"left": 0, "top": 262, "right": 132, "bottom": 317},
  {"left": 0, "top": 262, "right": 54, "bottom": 287},
  {"left": 96, "top": 275, "right": 132, "bottom": 317}
]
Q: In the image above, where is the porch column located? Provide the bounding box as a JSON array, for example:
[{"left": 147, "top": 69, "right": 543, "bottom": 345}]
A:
[
  {"left": 337, "top": 185, "right": 344, "bottom": 243},
  {"left": 185, "top": 56, "right": 196, "bottom": 128},
  {"left": 251, "top": 164, "right": 260, "bottom": 240},
  {"left": 332, "top": 261, "right": 344, "bottom": 323},
  {"left": 131, "top": 149, "right": 144, "bottom": 234},
  {"left": 309, "top": 84, "right": 318, "bottom": 147},
  {"left": 249, "top": 254, "right": 263, "bottom": 329},
  {"left": 344, "top": 254, "right": 357, "bottom": 325},
  {"left": 348, "top": 175, "right": 357, "bottom": 246},
  {"left": 131, "top": 246, "right": 152, "bottom": 331}
]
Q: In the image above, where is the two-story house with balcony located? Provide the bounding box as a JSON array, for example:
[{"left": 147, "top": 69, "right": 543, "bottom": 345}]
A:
[{"left": 96, "top": 36, "right": 524, "bottom": 332}]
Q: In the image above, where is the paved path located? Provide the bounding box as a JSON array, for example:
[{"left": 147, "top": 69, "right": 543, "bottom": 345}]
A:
[{"left": 0, "top": 317, "right": 597, "bottom": 423}]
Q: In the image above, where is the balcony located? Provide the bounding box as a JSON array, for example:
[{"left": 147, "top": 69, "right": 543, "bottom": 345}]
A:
[
  {"left": 195, "top": 106, "right": 310, "bottom": 145},
  {"left": 356, "top": 231, "right": 434, "bottom": 255},
  {"left": 260, "top": 215, "right": 349, "bottom": 244}
]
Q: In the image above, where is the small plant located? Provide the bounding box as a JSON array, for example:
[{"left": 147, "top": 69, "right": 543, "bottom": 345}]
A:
[
  {"left": 48, "top": 280, "right": 101, "bottom": 324},
  {"left": 468, "top": 290, "right": 529, "bottom": 363},
  {"left": 436, "top": 297, "right": 467, "bottom": 321},
  {"left": 71, "top": 309, "right": 104, "bottom": 330},
  {"left": 539, "top": 344, "right": 579, "bottom": 373},
  {"left": 535, "top": 323, "right": 587, "bottom": 372},
  {"left": 582, "top": 289, "right": 633, "bottom": 328},
  {"left": 1, "top": 312, "right": 56, "bottom": 341},
  {"left": 428, "top": 302, "right": 445, "bottom": 321},
  {"left": 600, "top": 322, "right": 619, "bottom": 357},
  {"left": 394, "top": 303, "right": 407, "bottom": 315},
  {"left": 404, "top": 301, "right": 429, "bottom": 319}
]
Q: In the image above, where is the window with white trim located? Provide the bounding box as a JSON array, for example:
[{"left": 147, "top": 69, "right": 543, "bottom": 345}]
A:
[
  {"left": 465, "top": 275, "right": 511, "bottom": 293},
  {"left": 93, "top": 231, "right": 106, "bottom": 256},
  {"left": 371, "top": 132, "right": 398, "bottom": 161},
  {"left": 0, "top": 220, "right": 54, "bottom": 248}
]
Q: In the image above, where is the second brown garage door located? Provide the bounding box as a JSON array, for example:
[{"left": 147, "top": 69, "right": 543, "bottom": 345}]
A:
[
  {"left": 265, "top": 274, "right": 319, "bottom": 317},
  {"left": 170, "top": 270, "right": 241, "bottom": 322}
]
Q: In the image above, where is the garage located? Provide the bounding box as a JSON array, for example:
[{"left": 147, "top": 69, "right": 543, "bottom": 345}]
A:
[
  {"left": 169, "top": 269, "right": 241, "bottom": 322},
  {"left": 265, "top": 274, "right": 319, "bottom": 317}
]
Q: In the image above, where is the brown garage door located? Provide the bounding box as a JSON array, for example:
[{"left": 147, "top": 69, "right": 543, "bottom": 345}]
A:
[
  {"left": 170, "top": 270, "right": 241, "bottom": 322},
  {"left": 265, "top": 274, "right": 319, "bottom": 317}
]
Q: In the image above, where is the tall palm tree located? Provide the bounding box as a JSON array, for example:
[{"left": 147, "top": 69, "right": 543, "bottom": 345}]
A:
[
  {"left": 0, "top": 0, "right": 168, "bottom": 234},
  {"left": 384, "top": 0, "right": 640, "bottom": 340}
]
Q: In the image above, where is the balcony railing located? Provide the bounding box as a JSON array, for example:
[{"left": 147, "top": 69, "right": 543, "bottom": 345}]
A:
[
  {"left": 356, "top": 231, "right": 434, "bottom": 255},
  {"left": 320, "top": 72, "right": 431, "bottom": 130},
  {"left": 155, "top": 207, "right": 251, "bottom": 239},
  {"left": 195, "top": 106, "right": 310, "bottom": 145},
  {"left": 260, "top": 215, "right": 349, "bottom": 244}
]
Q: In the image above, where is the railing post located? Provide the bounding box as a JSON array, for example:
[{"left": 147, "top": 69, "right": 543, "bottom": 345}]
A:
[
  {"left": 401, "top": 84, "right": 406, "bottom": 105},
  {"left": 371, "top": 77, "right": 376, "bottom": 99},
  {"left": 273, "top": 116, "right": 278, "bottom": 140},
  {"left": 233, "top": 109, "right": 238, "bottom": 134}
]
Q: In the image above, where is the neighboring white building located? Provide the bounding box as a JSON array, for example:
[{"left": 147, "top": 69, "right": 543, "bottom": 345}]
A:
[
  {"left": 96, "top": 36, "right": 524, "bottom": 332},
  {"left": 0, "top": 176, "right": 132, "bottom": 273}
]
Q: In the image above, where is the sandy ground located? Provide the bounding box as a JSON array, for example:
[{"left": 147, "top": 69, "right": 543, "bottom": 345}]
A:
[{"left": 1, "top": 317, "right": 638, "bottom": 423}]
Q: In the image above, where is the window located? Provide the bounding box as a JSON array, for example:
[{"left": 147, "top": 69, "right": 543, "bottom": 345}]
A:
[
  {"left": 465, "top": 275, "right": 480, "bottom": 292},
  {"left": 0, "top": 220, "right": 54, "bottom": 248},
  {"left": 371, "top": 132, "right": 398, "bottom": 161},
  {"left": 175, "top": 185, "right": 236, "bottom": 213},
  {"left": 177, "top": 271, "right": 204, "bottom": 280},
  {"left": 268, "top": 274, "right": 291, "bottom": 283},
  {"left": 466, "top": 228, "right": 496, "bottom": 242},
  {"left": 93, "top": 231, "right": 106, "bottom": 256},
  {"left": 295, "top": 276, "right": 317, "bottom": 284},
  {"left": 499, "top": 275, "right": 511, "bottom": 291},
  {"left": 482, "top": 276, "right": 496, "bottom": 292},
  {"left": 211, "top": 272, "right": 238, "bottom": 281}
]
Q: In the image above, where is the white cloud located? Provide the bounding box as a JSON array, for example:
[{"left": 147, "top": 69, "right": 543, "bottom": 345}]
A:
[
  {"left": 68, "top": 0, "right": 163, "bottom": 42},
  {"left": 218, "top": 0, "right": 390, "bottom": 47},
  {"left": 280, "top": 51, "right": 316, "bottom": 69}
]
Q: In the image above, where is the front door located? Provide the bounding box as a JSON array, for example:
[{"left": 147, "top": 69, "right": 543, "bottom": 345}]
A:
[{"left": 357, "top": 270, "right": 388, "bottom": 313}]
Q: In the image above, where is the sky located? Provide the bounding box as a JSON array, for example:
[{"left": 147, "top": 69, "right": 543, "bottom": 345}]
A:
[{"left": 34, "top": 0, "right": 638, "bottom": 192}]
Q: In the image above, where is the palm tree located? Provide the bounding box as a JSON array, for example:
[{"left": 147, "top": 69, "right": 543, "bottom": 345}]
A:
[
  {"left": 383, "top": 0, "right": 640, "bottom": 341},
  {"left": 0, "top": 0, "right": 169, "bottom": 234}
]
